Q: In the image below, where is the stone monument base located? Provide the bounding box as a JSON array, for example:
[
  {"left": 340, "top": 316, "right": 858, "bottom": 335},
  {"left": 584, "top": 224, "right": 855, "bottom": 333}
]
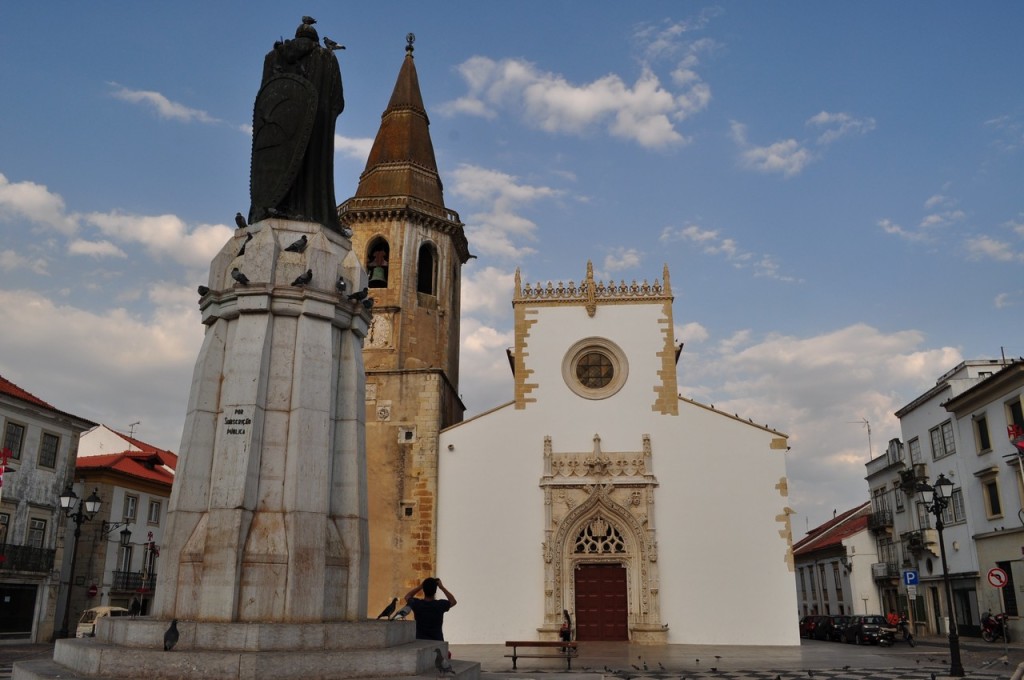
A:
[{"left": 13, "top": 619, "right": 478, "bottom": 680}]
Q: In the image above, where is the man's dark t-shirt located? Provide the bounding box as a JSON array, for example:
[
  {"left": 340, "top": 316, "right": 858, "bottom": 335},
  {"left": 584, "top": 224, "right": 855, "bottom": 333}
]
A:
[{"left": 408, "top": 598, "right": 452, "bottom": 641}]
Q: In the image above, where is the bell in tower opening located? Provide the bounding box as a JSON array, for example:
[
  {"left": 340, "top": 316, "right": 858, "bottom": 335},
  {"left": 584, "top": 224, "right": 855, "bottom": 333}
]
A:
[{"left": 368, "top": 242, "right": 389, "bottom": 288}]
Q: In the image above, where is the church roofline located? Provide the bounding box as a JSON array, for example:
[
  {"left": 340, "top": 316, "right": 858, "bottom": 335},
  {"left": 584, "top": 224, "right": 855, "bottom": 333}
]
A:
[
  {"left": 440, "top": 400, "right": 515, "bottom": 433},
  {"left": 678, "top": 394, "right": 789, "bottom": 439},
  {"left": 513, "top": 261, "right": 673, "bottom": 316}
]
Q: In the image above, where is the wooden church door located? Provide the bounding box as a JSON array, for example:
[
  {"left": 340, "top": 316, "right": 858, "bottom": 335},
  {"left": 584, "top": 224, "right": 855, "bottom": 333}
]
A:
[{"left": 574, "top": 564, "right": 628, "bottom": 640}]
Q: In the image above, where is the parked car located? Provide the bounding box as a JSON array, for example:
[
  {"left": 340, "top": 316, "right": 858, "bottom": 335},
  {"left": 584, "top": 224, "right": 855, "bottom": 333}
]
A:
[
  {"left": 799, "top": 615, "right": 829, "bottom": 639},
  {"left": 842, "top": 615, "right": 889, "bottom": 645},
  {"left": 76, "top": 606, "right": 130, "bottom": 638},
  {"left": 813, "top": 614, "right": 852, "bottom": 641}
]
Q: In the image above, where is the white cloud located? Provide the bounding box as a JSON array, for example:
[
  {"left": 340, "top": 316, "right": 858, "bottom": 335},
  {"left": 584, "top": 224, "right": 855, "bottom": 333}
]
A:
[
  {"left": 603, "top": 247, "right": 642, "bottom": 273},
  {"left": 108, "top": 83, "right": 220, "bottom": 124},
  {"left": 0, "top": 287, "right": 204, "bottom": 451},
  {"left": 442, "top": 56, "right": 704, "bottom": 148},
  {"left": 450, "top": 164, "right": 561, "bottom": 259},
  {"left": 0, "top": 249, "right": 48, "bottom": 275},
  {"left": 805, "top": 111, "right": 877, "bottom": 145},
  {"left": 335, "top": 135, "right": 374, "bottom": 160},
  {"left": 83, "top": 211, "right": 233, "bottom": 269},
  {"left": 730, "top": 121, "right": 813, "bottom": 178},
  {"left": 675, "top": 321, "right": 709, "bottom": 344},
  {"left": 0, "top": 173, "right": 79, "bottom": 235},
  {"left": 877, "top": 217, "right": 927, "bottom": 242},
  {"left": 965, "top": 235, "right": 1024, "bottom": 262},
  {"left": 68, "top": 239, "right": 127, "bottom": 258},
  {"left": 461, "top": 265, "right": 516, "bottom": 317},
  {"left": 659, "top": 222, "right": 796, "bottom": 281}
]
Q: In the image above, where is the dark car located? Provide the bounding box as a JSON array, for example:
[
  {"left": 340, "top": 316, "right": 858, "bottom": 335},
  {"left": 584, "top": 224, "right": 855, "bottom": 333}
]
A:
[
  {"left": 810, "top": 615, "right": 851, "bottom": 641},
  {"left": 843, "top": 615, "right": 889, "bottom": 644},
  {"left": 799, "top": 615, "right": 829, "bottom": 639}
]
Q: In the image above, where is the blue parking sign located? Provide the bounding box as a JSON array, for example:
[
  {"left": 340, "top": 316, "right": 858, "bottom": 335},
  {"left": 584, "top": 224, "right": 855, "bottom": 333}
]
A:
[{"left": 903, "top": 570, "right": 919, "bottom": 586}]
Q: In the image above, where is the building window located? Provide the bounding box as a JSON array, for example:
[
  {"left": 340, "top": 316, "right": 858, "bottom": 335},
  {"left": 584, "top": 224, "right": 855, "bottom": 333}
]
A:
[
  {"left": 941, "top": 488, "right": 966, "bottom": 525},
  {"left": 930, "top": 420, "right": 956, "bottom": 459},
  {"left": 833, "top": 562, "right": 844, "bottom": 602},
  {"left": 574, "top": 517, "right": 625, "bottom": 554},
  {"left": 562, "top": 337, "right": 628, "bottom": 400},
  {"left": 118, "top": 545, "right": 133, "bottom": 572},
  {"left": 1007, "top": 398, "right": 1024, "bottom": 431},
  {"left": 973, "top": 414, "right": 992, "bottom": 453},
  {"left": 124, "top": 495, "right": 138, "bottom": 522},
  {"left": 3, "top": 421, "right": 25, "bottom": 460},
  {"left": 416, "top": 243, "right": 437, "bottom": 295},
  {"left": 983, "top": 479, "right": 1003, "bottom": 519},
  {"left": 0, "top": 512, "right": 8, "bottom": 545},
  {"left": 37, "top": 433, "right": 60, "bottom": 469},
  {"left": 997, "top": 561, "right": 1019, "bottom": 616},
  {"left": 366, "top": 238, "right": 390, "bottom": 288},
  {"left": 28, "top": 518, "right": 46, "bottom": 549},
  {"left": 894, "top": 486, "right": 905, "bottom": 512},
  {"left": 908, "top": 437, "right": 922, "bottom": 465},
  {"left": 147, "top": 500, "right": 161, "bottom": 525},
  {"left": 799, "top": 568, "right": 807, "bottom": 599}
]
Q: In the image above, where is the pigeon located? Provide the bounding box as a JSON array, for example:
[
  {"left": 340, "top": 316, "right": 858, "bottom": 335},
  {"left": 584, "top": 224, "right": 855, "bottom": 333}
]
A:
[
  {"left": 341, "top": 226, "right": 354, "bottom": 238},
  {"left": 391, "top": 604, "right": 412, "bottom": 620},
  {"left": 348, "top": 287, "right": 369, "bottom": 302},
  {"left": 434, "top": 648, "right": 455, "bottom": 677},
  {"left": 163, "top": 619, "right": 179, "bottom": 651},
  {"left": 231, "top": 268, "right": 250, "bottom": 285},
  {"left": 324, "top": 37, "right": 345, "bottom": 51},
  {"left": 237, "top": 232, "right": 253, "bottom": 256},
  {"left": 362, "top": 298, "right": 374, "bottom": 310},
  {"left": 377, "top": 598, "right": 398, "bottom": 619},
  {"left": 197, "top": 285, "right": 210, "bottom": 296},
  {"left": 302, "top": 16, "right": 316, "bottom": 25},
  {"left": 292, "top": 269, "right": 313, "bottom": 286},
  {"left": 284, "top": 235, "right": 308, "bottom": 253},
  {"left": 631, "top": 665, "right": 640, "bottom": 671},
  {"left": 234, "top": 212, "right": 247, "bottom": 229},
  {"left": 657, "top": 662, "right": 665, "bottom": 670},
  {"left": 335, "top": 277, "right": 347, "bottom": 293}
]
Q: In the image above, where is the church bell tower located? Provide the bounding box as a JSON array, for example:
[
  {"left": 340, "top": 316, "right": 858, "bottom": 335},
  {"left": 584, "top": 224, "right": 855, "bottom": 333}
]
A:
[{"left": 338, "top": 34, "right": 471, "bottom": 608}]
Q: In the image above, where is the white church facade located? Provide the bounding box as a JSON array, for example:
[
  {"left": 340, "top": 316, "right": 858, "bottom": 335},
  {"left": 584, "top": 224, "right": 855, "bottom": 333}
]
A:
[{"left": 437, "top": 263, "right": 798, "bottom": 645}]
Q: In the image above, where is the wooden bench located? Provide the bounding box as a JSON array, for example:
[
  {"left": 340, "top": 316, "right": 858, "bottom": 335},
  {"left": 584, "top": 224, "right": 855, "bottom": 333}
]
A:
[{"left": 504, "top": 640, "right": 578, "bottom": 670}]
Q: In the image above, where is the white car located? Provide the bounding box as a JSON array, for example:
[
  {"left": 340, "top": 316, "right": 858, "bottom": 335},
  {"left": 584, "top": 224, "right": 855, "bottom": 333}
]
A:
[{"left": 75, "top": 606, "right": 130, "bottom": 638}]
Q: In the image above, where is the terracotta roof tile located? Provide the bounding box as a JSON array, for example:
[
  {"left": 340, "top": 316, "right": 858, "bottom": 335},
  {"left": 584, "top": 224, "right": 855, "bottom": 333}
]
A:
[{"left": 793, "top": 501, "right": 871, "bottom": 555}]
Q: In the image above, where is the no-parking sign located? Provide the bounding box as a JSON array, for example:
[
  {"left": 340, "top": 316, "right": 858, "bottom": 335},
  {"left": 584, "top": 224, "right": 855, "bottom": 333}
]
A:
[{"left": 988, "top": 567, "right": 1008, "bottom": 589}]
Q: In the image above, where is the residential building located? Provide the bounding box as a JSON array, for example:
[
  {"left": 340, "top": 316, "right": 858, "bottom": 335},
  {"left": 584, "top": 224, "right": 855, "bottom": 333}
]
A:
[
  {"left": 0, "top": 375, "right": 94, "bottom": 642},
  {"left": 866, "top": 358, "right": 1018, "bottom": 639},
  {"left": 436, "top": 263, "right": 797, "bottom": 645},
  {"left": 793, "top": 502, "right": 877, "bottom": 617},
  {"left": 54, "top": 426, "right": 176, "bottom": 630}
]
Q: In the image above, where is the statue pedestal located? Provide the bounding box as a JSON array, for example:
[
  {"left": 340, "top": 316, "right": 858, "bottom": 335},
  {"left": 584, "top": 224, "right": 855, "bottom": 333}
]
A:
[{"left": 13, "top": 619, "right": 479, "bottom": 679}]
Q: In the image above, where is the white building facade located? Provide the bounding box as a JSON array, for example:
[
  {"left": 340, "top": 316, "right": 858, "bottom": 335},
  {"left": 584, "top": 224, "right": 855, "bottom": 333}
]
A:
[{"left": 437, "top": 264, "right": 797, "bottom": 645}]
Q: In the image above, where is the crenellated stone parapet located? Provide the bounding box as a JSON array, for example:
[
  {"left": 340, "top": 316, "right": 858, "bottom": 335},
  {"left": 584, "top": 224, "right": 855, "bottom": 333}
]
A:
[{"left": 514, "top": 261, "right": 672, "bottom": 317}]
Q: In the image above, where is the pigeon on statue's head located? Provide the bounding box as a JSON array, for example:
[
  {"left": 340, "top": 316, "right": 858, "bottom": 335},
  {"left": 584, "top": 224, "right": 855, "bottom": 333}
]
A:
[
  {"left": 163, "top": 619, "right": 179, "bottom": 651},
  {"left": 377, "top": 598, "right": 397, "bottom": 619}
]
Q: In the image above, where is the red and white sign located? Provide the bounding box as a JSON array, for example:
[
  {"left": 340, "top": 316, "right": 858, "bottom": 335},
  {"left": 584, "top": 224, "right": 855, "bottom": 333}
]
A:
[{"left": 988, "top": 567, "right": 1008, "bottom": 589}]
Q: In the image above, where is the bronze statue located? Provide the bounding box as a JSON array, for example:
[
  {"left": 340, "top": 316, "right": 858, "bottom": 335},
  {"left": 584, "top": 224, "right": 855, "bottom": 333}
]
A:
[{"left": 248, "top": 17, "right": 344, "bottom": 231}]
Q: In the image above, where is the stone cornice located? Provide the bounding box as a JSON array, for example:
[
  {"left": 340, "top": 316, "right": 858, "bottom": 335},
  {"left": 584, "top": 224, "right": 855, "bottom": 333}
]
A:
[{"left": 514, "top": 261, "right": 672, "bottom": 316}]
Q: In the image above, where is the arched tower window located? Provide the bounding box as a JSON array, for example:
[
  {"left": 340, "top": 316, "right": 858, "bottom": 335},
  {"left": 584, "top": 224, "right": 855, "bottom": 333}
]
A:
[
  {"left": 417, "top": 242, "right": 437, "bottom": 295},
  {"left": 574, "top": 516, "right": 626, "bottom": 554},
  {"left": 367, "top": 238, "right": 390, "bottom": 288}
]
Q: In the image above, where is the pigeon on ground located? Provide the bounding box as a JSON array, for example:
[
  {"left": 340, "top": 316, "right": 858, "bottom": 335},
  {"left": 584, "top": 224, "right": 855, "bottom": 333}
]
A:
[
  {"left": 434, "top": 648, "right": 455, "bottom": 677},
  {"left": 231, "top": 268, "right": 250, "bottom": 285},
  {"left": 391, "top": 604, "right": 412, "bottom": 620},
  {"left": 163, "top": 619, "right": 179, "bottom": 651},
  {"left": 335, "top": 277, "right": 347, "bottom": 293},
  {"left": 348, "top": 287, "right": 369, "bottom": 302},
  {"left": 234, "top": 212, "right": 247, "bottom": 229},
  {"left": 324, "top": 37, "right": 345, "bottom": 51},
  {"left": 237, "top": 232, "right": 253, "bottom": 257},
  {"left": 377, "top": 598, "right": 397, "bottom": 619},
  {"left": 197, "top": 285, "right": 210, "bottom": 296},
  {"left": 284, "top": 235, "right": 308, "bottom": 253},
  {"left": 362, "top": 298, "right": 374, "bottom": 310},
  {"left": 292, "top": 269, "right": 313, "bottom": 286}
]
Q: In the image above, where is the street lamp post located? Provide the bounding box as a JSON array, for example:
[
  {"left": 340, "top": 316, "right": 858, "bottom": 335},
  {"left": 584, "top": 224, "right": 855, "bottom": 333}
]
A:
[
  {"left": 919, "top": 473, "right": 965, "bottom": 677},
  {"left": 57, "top": 485, "right": 102, "bottom": 638}
]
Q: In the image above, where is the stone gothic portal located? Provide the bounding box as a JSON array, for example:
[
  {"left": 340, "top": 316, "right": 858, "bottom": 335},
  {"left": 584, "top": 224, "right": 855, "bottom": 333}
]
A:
[{"left": 541, "top": 434, "right": 667, "bottom": 643}]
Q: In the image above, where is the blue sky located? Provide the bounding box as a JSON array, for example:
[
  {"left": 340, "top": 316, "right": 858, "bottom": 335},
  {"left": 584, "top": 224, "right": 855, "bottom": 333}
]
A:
[{"left": 1, "top": 2, "right": 1022, "bottom": 533}]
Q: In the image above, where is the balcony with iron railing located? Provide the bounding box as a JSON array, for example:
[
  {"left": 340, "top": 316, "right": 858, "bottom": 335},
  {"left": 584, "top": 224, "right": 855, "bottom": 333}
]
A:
[
  {"left": 871, "top": 561, "right": 900, "bottom": 581},
  {"left": 0, "top": 544, "right": 56, "bottom": 574},
  {"left": 110, "top": 570, "right": 157, "bottom": 593},
  {"left": 868, "top": 509, "right": 893, "bottom": 533}
]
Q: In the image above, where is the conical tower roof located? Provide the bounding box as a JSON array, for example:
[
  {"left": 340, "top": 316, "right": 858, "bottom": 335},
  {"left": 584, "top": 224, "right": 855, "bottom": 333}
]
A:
[{"left": 354, "top": 38, "right": 445, "bottom": 207}]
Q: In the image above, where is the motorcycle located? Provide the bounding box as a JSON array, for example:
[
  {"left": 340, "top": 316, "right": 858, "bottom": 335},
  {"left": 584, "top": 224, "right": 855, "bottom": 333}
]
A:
[
  {"left": 982, "top": 612, "right": 1010, "bottom": 643},
  {"left": 880, "top": 619, "right": 915, "bottom": 647}
]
